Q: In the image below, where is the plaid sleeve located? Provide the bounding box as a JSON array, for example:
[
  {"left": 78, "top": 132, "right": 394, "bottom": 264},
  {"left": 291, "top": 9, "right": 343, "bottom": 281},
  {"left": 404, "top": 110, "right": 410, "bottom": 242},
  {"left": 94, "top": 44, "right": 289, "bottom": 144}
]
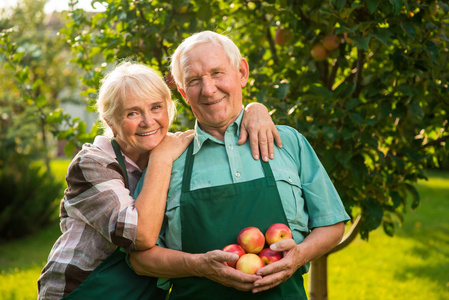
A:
[{"left": 63, "top": 148, "right": 139, "bottom": 251}]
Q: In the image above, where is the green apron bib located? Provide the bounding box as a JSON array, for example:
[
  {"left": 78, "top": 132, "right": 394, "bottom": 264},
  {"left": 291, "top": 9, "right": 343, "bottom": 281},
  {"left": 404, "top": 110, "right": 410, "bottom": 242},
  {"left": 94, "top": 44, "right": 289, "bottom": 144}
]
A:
[
  {"left": 62, "top": 140, "right": 167, "bottom": 300},
  {"left": 169, "top": 143, "right": 307, "bottom": 300}
]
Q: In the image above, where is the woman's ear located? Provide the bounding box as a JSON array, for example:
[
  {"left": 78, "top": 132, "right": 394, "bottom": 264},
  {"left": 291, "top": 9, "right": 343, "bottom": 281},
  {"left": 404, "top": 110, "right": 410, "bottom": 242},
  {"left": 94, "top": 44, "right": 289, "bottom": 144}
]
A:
[{"left": 104, "top": 118, "right": 117, "bottom": 137}]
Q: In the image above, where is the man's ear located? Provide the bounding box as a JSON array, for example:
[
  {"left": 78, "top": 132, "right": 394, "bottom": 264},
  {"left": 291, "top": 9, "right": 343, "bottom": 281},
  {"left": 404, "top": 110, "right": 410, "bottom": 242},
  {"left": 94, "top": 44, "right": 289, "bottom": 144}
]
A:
[
  {"left": 239, "top": 58, "right": 250, "bottom": 87},
  {"left": 178, "top": 85, "right": 190, "bottom": 105}
]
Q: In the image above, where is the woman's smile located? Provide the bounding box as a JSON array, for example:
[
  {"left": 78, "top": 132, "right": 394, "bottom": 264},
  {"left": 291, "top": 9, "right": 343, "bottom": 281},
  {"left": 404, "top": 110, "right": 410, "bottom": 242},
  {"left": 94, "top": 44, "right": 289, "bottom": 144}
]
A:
[{"left": 136, "top": 129, "right": 159, "bottom": 136}]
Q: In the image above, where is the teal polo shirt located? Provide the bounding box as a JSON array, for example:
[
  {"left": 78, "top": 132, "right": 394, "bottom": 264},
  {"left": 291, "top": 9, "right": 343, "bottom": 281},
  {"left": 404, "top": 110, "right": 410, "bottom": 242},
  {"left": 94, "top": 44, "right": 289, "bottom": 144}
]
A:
[{"left": 135, "top": 109, "right": 350, "bottom": 253}]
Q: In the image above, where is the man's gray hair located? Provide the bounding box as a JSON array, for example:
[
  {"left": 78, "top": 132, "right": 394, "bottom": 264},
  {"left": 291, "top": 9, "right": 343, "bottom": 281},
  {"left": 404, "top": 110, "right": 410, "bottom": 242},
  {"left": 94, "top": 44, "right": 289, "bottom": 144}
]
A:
[{"left": 170, "top": 31, "right": 242, "bottom": 89}]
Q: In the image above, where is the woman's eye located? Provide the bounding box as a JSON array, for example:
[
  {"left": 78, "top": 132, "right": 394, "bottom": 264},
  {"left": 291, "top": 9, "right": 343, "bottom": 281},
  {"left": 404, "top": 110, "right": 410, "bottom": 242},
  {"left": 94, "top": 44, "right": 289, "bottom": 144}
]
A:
[
  {"left": 152, "top": 105, "right": 161, "bottom": 110},
  {"left": 127, "top": 112, "right": 138, "bottom": 118}
]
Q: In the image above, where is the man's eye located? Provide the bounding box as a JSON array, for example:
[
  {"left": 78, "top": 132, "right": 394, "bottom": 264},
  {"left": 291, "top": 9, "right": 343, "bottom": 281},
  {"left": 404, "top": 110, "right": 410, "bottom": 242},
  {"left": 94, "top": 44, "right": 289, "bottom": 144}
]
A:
[{"left": 188, "top": 78, "right": 199, "bottom": 86}]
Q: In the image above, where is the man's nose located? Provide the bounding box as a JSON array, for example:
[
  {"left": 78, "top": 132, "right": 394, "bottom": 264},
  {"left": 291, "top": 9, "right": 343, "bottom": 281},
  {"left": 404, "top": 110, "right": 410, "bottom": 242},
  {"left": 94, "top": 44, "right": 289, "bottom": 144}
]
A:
[{"left": 201, "top": 77, "right": 217, "bottom": 97}]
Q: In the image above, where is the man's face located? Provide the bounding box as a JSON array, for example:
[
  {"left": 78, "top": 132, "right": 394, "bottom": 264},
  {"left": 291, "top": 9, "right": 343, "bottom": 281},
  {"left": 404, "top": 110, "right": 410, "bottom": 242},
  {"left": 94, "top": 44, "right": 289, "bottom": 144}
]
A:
[{"left": 179, "top": 43, "right": 249, "bottom": 137}]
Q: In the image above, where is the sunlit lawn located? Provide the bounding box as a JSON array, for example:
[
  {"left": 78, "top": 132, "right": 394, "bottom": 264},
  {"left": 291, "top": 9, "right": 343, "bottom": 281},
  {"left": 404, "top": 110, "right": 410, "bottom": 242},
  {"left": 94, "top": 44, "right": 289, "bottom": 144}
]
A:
[
  {"left": 306, "top": 169, "right": 449, "bottom": 300},
  {"left": 0, "top": 163, "right": 448, "bottom": 299}
]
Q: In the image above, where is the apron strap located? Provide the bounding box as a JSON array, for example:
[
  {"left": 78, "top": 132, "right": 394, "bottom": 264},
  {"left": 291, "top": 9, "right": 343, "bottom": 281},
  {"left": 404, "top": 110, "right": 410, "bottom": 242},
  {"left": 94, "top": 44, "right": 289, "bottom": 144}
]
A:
[
  {"left": 181, "top": 142, "right": 195, "bottom": 192},
  {"left": 111, "top": 139, "right": 129, "bottom": 186}
]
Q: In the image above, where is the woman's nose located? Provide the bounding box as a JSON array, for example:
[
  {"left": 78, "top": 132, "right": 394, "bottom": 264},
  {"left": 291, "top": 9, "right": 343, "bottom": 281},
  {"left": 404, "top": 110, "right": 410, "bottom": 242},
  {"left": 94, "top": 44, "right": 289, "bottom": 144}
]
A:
[{"left": 140, "top": 114, "right": 154, "bottom": 126}]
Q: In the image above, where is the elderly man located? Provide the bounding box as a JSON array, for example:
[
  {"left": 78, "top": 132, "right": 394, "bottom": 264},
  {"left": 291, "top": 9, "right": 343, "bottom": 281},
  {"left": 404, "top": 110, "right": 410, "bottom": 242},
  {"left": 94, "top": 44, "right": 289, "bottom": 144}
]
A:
[{"left": 130, "top": 31, "right": 350, "bottom": 299}]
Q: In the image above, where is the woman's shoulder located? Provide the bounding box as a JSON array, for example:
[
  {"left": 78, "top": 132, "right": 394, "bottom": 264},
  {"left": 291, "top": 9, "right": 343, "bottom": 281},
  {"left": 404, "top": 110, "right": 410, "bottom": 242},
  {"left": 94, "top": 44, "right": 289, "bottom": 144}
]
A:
[{"left": 71, "top": 136, "right": 117, "bottom": 168}]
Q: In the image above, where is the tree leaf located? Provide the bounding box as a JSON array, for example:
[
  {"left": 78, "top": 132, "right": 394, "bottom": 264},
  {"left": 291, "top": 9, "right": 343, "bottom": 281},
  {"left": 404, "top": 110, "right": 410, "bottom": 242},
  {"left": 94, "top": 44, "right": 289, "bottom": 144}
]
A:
[
  {"left": 365, "top": 0, "right": 380, "bottom": 14},
  {"left": 389, "top": 0, "right": 402, "bottom": 15},
  {"left": 363, "top": 198, "right": 384, "bottom": 231},
  {"left": 400, "top": 22, "right": 417, "bottom": 39},
  {"left": 353, "top": 35, "right": 371, "bottom": 51},
  {"left": 404, "top": 183, "right": 420, "bottom": 210},
  {"left": 274, "top": 82, "right": 290, "bottom": 99},
  {"left": 372, "top": 28, "right": 393, "bottom": 45},
  {"left": 382, "top": 220, "right": 395, "bottom": 237}
]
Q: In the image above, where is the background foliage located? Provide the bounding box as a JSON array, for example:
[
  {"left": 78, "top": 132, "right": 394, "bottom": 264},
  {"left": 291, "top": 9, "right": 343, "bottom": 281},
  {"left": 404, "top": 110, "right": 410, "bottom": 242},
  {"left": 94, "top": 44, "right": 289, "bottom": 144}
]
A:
[
  {"left": 0, "top": 0, "right": 79, "bottom": 239},
  {"left": 0, "top": 0, "right": 448, "bottom": 239},
  {"left": 58, "top": 0, "right": 449, "bottom": 239}
]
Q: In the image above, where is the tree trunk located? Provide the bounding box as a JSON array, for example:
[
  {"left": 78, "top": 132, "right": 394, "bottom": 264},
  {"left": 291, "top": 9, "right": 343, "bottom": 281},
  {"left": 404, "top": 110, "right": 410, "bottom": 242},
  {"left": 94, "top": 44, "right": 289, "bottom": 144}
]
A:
[
  {"left": 308, "top": 255, "right": 329, "bottom": 300},
  {"left": 308, "top": 215, "right": 361, "bottom": 300}
]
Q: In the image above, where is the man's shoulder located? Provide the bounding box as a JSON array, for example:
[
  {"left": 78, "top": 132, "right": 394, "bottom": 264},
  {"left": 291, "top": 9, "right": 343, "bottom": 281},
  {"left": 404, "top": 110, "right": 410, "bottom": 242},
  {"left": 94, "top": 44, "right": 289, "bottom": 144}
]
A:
[{"left": 275, "top": 125, "right": 305, "bottom": 143}]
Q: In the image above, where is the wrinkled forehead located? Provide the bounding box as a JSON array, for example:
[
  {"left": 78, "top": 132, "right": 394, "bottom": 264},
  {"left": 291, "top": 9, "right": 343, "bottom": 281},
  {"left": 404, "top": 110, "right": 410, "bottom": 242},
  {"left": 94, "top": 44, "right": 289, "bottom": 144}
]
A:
[{"left": 181, "top": 43, "right": 233, "bottom": 78}]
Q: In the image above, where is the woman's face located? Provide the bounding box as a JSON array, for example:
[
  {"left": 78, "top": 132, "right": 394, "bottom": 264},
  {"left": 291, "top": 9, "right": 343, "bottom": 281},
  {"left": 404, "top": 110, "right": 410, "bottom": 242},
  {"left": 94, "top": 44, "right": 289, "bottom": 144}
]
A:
[{"left": 111, "top": 94, "right": 170, "bottom": 164}]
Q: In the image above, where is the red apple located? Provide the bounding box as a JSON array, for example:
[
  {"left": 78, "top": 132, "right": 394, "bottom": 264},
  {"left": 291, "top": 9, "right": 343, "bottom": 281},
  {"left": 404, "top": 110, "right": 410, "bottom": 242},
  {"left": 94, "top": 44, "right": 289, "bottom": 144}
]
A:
[
  {"left": 265, "top": 223, "right": 293, "bottom": 245},
  {"left": 237, "top": 227, "right": 265, "bottom": 254},
  {"left": 235, "top": 253, "right": 265, "bottom": 275},
  {"left": 275, "top": 28, "right": 293, "bottom": 46},
  {"left": 322, "top": 35, "right": 340, "bottom": 51},
  {"left": 259, "top": 248, "right": 283, "bottom": 266},
  {"left": 222, "top": 244, "right": 246, "bottom": 268},
  {"left": 310, "top": 44, "right": 329, "bottom": 61}
]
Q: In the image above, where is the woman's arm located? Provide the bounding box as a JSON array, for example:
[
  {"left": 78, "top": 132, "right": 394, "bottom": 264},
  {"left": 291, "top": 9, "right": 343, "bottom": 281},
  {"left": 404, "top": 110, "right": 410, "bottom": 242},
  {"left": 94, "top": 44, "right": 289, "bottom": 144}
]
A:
[
  {"left": 130, "top": 246, "right": 260, "bottom": 292},
  {"left": 240, "top": 102, "right": 282, "bottom": 162},
  {"left": 133, "top": 130, "right": 193, "bottom": 250}
]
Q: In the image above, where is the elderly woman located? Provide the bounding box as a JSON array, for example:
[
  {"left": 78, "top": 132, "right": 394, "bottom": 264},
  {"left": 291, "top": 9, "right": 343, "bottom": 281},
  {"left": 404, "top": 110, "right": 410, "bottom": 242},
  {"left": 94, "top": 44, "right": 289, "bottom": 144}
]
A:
[{"left": 37, "top": 62, "right": 280, "bottom": 299}]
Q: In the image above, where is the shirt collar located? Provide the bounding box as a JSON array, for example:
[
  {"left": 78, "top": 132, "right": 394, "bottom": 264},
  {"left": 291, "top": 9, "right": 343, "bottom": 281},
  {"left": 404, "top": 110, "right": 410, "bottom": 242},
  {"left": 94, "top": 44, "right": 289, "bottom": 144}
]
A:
[
  {"left": 93, "top": 135, "right": 142, "bottom": 172},
  {"left": 192, "top": 108, "right": 244, "bottom": 155}
]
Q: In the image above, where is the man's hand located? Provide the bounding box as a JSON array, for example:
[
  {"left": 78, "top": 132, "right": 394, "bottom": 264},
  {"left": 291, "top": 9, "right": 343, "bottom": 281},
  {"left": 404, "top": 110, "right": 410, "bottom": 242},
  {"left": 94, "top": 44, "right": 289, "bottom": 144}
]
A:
[
  {"left": 252, "top": 239, "right": 302, "bottom": 293},
  {"left": 198, "top": 250, "right": 262, "bottom": 292},
  {"left": 239, "top": 103, "right": 282, "bottom": 162},
  {"left": 251, "top": 222, "right": 346, "bottom": 293}
]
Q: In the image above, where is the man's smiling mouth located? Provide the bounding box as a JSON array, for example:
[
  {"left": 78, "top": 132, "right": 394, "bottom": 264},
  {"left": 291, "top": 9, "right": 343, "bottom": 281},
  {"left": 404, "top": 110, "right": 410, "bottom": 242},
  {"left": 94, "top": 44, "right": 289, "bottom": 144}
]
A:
[{"left": 205, "top": 98, "right": 223, "bottom": 105}]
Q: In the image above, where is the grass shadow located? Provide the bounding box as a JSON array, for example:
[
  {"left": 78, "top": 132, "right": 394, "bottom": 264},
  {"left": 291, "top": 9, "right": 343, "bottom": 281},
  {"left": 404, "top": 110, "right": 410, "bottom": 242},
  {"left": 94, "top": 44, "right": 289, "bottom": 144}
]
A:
[{"left": 392, "top": 169, "right": 449, "bottom": 296}]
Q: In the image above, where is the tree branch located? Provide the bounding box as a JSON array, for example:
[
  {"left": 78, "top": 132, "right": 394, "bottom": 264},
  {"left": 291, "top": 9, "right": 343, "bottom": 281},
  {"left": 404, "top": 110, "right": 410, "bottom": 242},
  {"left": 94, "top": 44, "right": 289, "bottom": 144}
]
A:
[
  {"left": 354, "top": 48, "right": 365, "bottom": 98},
  {"left": 329, "top": 214, "right": 362, "bottom": 254},
  {"left": 328, "top": 59, "right": 339, "bottom": 90},
  {"left": 421, "top": 135, "right": 449, "bottom": 149},
  {"left": 265, "top": 26, "right": 279, "bottom": 65}
]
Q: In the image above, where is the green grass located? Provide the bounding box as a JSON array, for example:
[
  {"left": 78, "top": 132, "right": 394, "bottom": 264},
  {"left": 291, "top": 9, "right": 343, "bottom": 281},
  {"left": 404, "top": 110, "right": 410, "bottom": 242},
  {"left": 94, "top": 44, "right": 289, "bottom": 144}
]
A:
[
  {"left": 0, "top": 223, "right": 61, "bottom": 300},
  {"left": 0, "top": 166, "right": 448, "bottom": 299},
  {"left": 305, "top": 169, "right": 449, "bottom": 300},
  {"left": 0, "top": 158, "right": 69, "bottom": 300}
]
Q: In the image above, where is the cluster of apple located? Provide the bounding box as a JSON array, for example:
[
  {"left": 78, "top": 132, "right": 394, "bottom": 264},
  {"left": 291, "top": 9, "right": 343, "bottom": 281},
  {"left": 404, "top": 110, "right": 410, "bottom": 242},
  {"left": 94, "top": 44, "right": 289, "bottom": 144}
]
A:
[
  {"left": 222, "top": 223, "right": 293, "bottom": 275},
  {"left": 310, "top": 35, "right": 341, "bottom": 61}
]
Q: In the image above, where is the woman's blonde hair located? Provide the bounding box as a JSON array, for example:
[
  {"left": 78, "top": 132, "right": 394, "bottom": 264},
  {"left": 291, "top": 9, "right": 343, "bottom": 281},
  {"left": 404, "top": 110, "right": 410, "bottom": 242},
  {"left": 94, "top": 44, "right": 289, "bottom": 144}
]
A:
[
  {"left": 97, "top": 62, "right": 175, "bottom": 138},
  {"left": 170, "top": 31, "right": 242, "bottom": 90}
]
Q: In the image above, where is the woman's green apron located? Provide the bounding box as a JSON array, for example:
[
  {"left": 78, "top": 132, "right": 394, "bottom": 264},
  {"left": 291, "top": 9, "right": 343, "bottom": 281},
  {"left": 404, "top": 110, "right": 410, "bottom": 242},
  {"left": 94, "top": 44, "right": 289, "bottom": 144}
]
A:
[
  {"left": 62, "top": 139, "right": 167, "bottom": 300},
  {"left": 169, "top": 143, "right": 307, "bottom": 299}
]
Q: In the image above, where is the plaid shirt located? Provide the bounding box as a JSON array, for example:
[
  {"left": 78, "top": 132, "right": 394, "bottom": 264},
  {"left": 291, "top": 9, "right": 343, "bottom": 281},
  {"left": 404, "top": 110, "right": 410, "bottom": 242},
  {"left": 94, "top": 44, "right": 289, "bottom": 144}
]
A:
[{"left": 37, "top": 136, "right": 143, "bottom": 299}]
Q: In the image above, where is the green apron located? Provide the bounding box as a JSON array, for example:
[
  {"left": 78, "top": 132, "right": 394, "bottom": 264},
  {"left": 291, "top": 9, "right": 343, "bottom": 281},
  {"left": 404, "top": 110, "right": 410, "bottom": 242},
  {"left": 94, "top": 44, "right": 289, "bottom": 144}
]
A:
[
  {"left": 62, "top": 140, "right": 167, "bottom": 300},
  {"left": 169, "top": 143, "right": 307, "bottom": 300}
]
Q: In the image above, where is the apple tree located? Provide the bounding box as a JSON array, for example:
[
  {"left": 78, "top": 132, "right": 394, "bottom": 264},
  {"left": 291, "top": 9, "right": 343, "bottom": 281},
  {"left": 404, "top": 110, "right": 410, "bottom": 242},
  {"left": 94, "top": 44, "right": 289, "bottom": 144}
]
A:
[
  {"left": 62, "top": 0, "right": 448, "bottom": 238},
  {"left": 57, "top": 0, "right": 449, "bottom": 297}
]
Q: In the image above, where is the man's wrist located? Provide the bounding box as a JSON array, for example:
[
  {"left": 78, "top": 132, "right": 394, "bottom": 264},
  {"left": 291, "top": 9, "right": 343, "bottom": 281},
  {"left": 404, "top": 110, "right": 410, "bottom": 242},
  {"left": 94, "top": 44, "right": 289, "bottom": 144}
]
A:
[{"left": 184, "top": 253, "right": 205, "bottom": 277}]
